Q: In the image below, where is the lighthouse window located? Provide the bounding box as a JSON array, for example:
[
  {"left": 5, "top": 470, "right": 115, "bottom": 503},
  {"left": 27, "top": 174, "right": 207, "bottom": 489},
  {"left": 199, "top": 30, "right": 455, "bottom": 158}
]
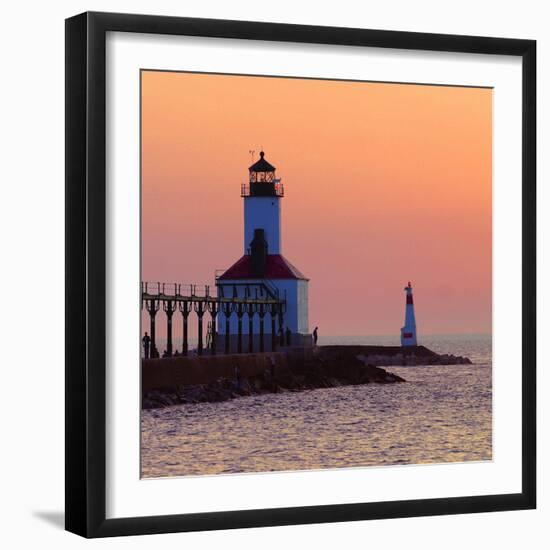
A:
[{"left": 250, "top": 171, "right": 275, "bottom": 183}]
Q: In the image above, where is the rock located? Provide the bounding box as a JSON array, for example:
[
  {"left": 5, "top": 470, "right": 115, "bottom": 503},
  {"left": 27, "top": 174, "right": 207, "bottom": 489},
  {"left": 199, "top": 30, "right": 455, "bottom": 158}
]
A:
[{"left": 142, "top": 398, "right": 155, "bottom": 409}]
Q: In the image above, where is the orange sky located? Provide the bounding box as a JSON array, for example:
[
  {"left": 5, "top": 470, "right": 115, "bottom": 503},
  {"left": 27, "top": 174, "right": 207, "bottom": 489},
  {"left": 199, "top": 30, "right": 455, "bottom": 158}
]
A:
[{"left": 141, "top": 70, "right": 492, "bottom": 337}]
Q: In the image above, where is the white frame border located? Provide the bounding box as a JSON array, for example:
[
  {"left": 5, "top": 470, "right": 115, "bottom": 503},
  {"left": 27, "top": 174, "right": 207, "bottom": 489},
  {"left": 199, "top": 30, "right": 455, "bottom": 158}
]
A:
[{"left": 105, "top": 32, "right": 522, "bottom": 519}]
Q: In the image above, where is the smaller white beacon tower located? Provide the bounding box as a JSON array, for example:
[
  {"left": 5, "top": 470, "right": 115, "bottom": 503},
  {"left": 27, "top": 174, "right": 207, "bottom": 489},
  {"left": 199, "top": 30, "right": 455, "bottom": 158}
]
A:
[{"left": 400, "top": 281, "right": 417, "bottom": 346}]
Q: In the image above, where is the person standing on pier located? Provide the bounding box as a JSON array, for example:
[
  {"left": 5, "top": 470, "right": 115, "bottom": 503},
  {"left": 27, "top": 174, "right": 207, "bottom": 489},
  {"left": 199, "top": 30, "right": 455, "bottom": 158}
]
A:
[
  {"left": 142, "top": 332, "right": 151, "bottom": 358},
  {"left": 313, "top": 326, "right": 318, "bottom": 346},
  {"left": 285, "top": 327, "right": 292, "bottom": 346}
]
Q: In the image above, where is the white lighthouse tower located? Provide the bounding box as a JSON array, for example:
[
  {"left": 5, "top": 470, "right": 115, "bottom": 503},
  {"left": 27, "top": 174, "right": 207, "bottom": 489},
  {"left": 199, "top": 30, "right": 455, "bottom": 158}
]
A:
[
  {"left": 400, "top": 282, "right": 417, "bottom": 346},
  {"left": 243, "top": 151, "right": 282, "bottom": 254},
  {"left": 216, "top": 151, "right": 310, "bottom": 352}
]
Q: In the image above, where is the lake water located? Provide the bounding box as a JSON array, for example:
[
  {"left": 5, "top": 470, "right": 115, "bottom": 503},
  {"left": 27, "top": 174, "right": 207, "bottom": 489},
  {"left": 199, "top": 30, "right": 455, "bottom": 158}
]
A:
[{"left": 141, "top": 334, "right": 492, "bottom": 478}]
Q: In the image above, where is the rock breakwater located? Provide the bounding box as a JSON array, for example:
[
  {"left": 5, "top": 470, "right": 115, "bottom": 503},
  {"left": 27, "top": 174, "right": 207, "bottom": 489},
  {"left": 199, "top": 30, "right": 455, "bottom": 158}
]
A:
[
  {"left": 142, "top": 345, "right": 472, "bottom": 409},
  {"left": 143, "top": 348, "right": 404, "bottom": 409}
]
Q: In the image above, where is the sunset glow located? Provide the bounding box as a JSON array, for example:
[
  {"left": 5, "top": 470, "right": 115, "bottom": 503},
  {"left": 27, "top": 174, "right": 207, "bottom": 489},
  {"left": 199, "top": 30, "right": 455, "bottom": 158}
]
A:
[{"left": 141, "top": 70, "right": 492, "bottom": 337}]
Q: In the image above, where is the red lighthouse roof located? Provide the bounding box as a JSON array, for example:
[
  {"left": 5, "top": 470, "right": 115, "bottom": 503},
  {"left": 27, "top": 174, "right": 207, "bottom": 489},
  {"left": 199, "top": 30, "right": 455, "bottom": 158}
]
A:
[{"left": 218, "top": 254, "right": 308, "bottom": 280}]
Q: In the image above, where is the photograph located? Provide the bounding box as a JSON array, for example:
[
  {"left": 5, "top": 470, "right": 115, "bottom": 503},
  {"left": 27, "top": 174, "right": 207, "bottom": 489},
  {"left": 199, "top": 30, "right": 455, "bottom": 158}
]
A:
[
  {"left": 139, "top": 70, "right": 493, "bottom": 478},
  {"left": 0, "top": 1, "right": 542, "bottom": 545}
]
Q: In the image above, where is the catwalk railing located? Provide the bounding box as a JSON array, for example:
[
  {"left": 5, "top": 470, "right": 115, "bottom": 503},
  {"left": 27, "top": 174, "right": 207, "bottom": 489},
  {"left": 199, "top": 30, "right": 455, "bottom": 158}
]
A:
[
  {"left": 240, "top": 181, "right": 284, "bottom": 197},
  {"left": 141, "top": 282, "right": 286, "bottom": 357}
]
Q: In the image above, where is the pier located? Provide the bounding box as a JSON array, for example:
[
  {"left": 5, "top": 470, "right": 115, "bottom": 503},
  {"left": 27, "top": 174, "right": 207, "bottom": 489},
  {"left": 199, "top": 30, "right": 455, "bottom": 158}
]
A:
[
  {"left": 141, "top": 281, "right": 286, "bottom": 357},
  {"left": 141, "top": 346, "right": 409, "bottom": 409}
]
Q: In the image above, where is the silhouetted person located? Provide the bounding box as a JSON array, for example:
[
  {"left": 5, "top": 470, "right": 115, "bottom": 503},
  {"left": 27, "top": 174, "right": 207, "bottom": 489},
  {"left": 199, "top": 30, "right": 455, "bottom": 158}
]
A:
[
  {"left": 142, "top": 332, "right": 151, "bottom": 358},
  {"left": 162, "top": 349, "right": 169, "bottom": 358},
  {"left": 313, "top": 326, "right": 319, "bottom": 346},
  {"left": 285, "top": 327, "right": 292, "bottom": 346},
  {"left": 174, "top": 349, "right": 180, "bottom": 357}
]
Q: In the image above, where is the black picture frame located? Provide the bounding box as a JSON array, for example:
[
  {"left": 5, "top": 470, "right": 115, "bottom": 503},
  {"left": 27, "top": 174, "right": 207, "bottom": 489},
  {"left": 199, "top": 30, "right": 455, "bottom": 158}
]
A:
[{"left": 65, "top": 11, "right": 536, "bottom": 538}]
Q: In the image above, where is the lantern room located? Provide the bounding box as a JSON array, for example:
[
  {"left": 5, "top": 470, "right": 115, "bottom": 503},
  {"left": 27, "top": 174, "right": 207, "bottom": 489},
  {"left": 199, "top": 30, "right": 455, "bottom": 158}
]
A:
[{"left": 243, "top": 151, "right": 284, "bottom": 197}]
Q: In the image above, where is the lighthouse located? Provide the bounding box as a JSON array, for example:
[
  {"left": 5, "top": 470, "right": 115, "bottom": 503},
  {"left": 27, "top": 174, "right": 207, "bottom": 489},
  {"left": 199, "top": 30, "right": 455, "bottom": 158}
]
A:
[
  {"left": 400, "top": 282, "right": 417, "bottom": 346},
  {"left": 216, "top": 151, "right": 310, "bottom": 352}
]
